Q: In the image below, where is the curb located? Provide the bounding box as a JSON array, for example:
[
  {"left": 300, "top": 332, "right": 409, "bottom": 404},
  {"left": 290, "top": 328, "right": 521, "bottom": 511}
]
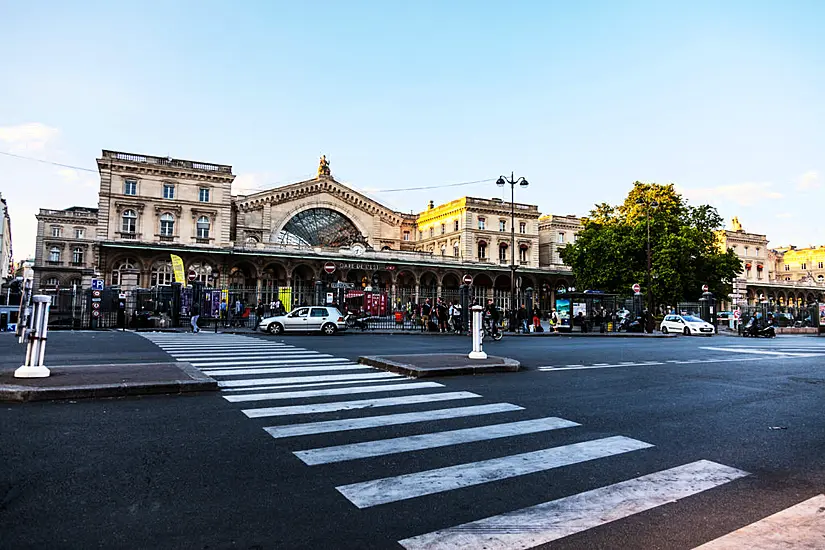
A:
[
  {"left": 0, "top": 362, "right": 217, "bottom": 403},
  {"left": 359, "top": 354, "right": 521, "bottom": 378}
]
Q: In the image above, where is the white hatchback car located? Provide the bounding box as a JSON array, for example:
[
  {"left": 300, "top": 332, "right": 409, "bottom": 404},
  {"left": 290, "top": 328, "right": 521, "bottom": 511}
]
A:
[
  {"left": 258, "top": 306, "right": 347, "bottom": 336},
  {"left": 660, "top": 314, "right": 715, "bottom": 336}
]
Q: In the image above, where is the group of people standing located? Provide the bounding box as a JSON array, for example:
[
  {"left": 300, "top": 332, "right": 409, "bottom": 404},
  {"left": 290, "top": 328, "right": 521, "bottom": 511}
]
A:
[{"left": 402, "top": 298, "right": 463, "bottom": 333}]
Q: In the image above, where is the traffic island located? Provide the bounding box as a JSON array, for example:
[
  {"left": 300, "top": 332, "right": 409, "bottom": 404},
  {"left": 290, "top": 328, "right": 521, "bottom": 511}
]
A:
[
  {"left": 0, "top": 362, "right": 217, "bottom": 402},
  {"left": 359, "top": 354, "right": 521, "bottom": 378}
]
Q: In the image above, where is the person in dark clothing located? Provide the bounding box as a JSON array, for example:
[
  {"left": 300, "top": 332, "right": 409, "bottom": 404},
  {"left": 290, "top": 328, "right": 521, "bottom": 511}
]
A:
[
  {"left": 421, "top": 299, "right": 432, "bottom": 332},
  {"left": 517, "top": 304, "right": 529, "bottom": 333},
  {"left": 436, "top": 299, "right": 448, "bottom": 333},
  {"left": 484, "top": 299, "right": 501, "bottom": 336}
]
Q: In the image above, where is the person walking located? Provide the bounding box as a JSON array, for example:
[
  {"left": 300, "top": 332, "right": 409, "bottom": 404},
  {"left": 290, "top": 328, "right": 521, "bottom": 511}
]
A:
[
  {"left": 550, "top": 308, "right": 560, "bottom": 333},
  {"left": 421, "top": 299, "right": 432, "bottom": 332},
  {"left": 255, "top": 300, "right": 264, "bottom": 324},
  {"left": 437, "top": 298, "right": 448, "bottom": 333},
  {"left": 532, "top": 304, "right": 542, "bottom": 331},
  {"left": 190, "top": 302, "right": 200, "bottom": 333}
]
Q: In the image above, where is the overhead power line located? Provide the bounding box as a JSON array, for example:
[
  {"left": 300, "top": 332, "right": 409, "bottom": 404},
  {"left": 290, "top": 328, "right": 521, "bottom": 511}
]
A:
[
  {"left": 1, "top": 150, "right": 496, "bottom": 194},
  {"left": 0, "top": 150, "right": 98, "bottom": 172}
]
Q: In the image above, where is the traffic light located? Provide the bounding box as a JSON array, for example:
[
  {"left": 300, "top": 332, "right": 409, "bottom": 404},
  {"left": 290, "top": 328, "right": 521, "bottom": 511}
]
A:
[{"left": 361, "top": 276, "right": 368, "bottom": 288}]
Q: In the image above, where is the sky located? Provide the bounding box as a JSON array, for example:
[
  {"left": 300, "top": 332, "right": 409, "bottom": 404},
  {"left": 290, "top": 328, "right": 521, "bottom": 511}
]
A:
[{"left": 1, "top": 0, "right": 823, "bottom": 261}]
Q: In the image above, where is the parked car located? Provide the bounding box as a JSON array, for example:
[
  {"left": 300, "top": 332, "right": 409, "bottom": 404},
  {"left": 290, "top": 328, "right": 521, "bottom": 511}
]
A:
[
  {"left": 660, "top": 314, "right": 715, "bottom": 335},
  {"left": 258, "top": 306, "right": 347, "bottom": 335}
]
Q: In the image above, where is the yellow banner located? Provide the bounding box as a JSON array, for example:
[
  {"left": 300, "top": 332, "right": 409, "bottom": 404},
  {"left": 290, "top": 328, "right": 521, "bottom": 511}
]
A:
[{"left": 170, "top": 254, "right": 186, "bottom": 283}]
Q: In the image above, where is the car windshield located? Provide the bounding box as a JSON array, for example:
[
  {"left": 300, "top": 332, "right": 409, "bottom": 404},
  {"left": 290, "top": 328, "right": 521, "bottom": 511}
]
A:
[{"left": 683, "top": 315, "right": 704, "bottom": 323}]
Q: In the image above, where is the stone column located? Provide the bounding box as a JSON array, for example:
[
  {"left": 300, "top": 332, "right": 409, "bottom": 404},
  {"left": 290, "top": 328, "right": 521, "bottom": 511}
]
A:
[
  {"left": 119, "top": 269, "right": 140, "bottom": 292},
  {"left": 415, "top": 283, "right": 420, "bottom": 304}
]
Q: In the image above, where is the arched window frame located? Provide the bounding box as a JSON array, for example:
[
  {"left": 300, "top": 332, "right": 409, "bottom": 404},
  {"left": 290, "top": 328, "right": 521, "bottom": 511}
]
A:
[
  {"left": 122, "top": 210, "right": 137, "bottom": 234},
  {"left": 159, "top": 213, "right": 175, "bottom": 237}
]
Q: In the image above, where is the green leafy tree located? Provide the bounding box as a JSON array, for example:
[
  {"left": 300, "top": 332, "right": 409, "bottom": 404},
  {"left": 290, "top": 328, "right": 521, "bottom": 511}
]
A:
[{"left": 560, "top": 182, "right": 741, "bottom": 308}]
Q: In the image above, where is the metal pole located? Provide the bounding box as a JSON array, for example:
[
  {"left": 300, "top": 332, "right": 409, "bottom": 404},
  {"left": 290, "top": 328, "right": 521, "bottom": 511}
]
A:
[
  {"left": 510, "top": 178, "right": 516, "bottom": 331},
  {"left": 646, "top": 208, "right": 652, "bottom": 313},
  {"left": 15, "top": 295, "right": 51, "bottom": 378}
]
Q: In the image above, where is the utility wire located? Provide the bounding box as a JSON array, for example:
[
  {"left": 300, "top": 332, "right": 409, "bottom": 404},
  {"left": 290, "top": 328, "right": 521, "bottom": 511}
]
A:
[
  {"left": 0, "top": 150, "right": 496, "bottom": 194},
  {"left": 0, "top": 150, "right": 98, "bottom": 172}
]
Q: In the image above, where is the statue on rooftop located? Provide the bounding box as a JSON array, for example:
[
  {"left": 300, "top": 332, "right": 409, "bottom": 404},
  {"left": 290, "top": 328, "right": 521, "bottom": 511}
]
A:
[
  {"left": 318, "top": 155, "right": 331, "bottom": 178},
  {"left": 731, "top": 217, "right": 742, "bottom": 232}
]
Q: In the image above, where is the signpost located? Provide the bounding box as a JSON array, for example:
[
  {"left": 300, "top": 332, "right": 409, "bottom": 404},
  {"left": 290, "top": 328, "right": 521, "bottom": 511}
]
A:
[
  {"left": 462, "top": 274, "right": 473, "bottom": 286},
  {"left": 323, "top": 262, "right": 336, "bottom": 274},
  {"left": 188, "top": 270, "right": 197, "bottom": 282},
  {"left": 91, "top": 278, "right": 104, "bottom": 291},
  {"left": 632, "top": 283, "right": 641, "bottom": 294}
]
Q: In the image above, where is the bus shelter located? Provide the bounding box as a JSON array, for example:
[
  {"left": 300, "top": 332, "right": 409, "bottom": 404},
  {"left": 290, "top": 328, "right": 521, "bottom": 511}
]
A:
[{"left": 554, "top": 290, "right": 636, "bottom": 332}]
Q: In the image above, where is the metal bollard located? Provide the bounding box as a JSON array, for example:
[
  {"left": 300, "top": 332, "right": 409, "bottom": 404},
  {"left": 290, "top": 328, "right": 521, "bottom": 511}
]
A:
[
  {"left": 15, "top": 295, "right": 52, "bottom": 378},
  {"left": 468, "top": 305, "right": 487, "bottom": 360}
]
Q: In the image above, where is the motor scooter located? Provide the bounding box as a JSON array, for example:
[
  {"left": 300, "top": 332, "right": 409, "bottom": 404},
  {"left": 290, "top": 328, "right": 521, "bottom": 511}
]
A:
[{"left": 741, "top": 318, "right": 776, "bottom": 338}]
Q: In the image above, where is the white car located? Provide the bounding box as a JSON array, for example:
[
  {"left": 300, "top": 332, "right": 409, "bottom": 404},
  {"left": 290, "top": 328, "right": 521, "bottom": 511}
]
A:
[
  {"left": 660, "top": 314, "right": 715, "bottom": 336},
  {"left": 258, "top": 306, "right": 347, "bottom": 336}
]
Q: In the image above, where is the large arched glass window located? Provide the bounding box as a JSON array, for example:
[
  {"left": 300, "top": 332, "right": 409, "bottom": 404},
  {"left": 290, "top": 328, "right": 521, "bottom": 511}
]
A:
[
  {"left": 190, "top": 263, "right": 214, "bottom": 286},
  {"left": 112, "top": 258, "right": 137, "bottom": 286},
  {"left": 277, "top": 208, "right": 361, "bottom": 248},
  {"left": 196, "top": 216, "right": 210, "bottom": 239},
  {"left": 160, "top": 213, "right": 175, "bottom": 237},
  {"left": 122, "top": 210, "right": 137, "bottom": 233},
  {"left": 150, "top": 261, "right": 174, "bottom": 286}
]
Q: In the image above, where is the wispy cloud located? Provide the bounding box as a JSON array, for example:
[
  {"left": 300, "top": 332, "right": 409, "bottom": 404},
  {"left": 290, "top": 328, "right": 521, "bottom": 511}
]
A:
[
  {"left": 0, "top": 122, "right": 60, "bottom": 153},
  {"left": 796, "top": 170, "right": 821, "bottom": 191},
  {"left": 678, "top": 182, "right": 783, "bottom": 207}
]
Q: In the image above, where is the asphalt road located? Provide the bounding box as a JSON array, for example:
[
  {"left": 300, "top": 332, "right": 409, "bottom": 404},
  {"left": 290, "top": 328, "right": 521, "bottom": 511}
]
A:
[{"left": 2, "top": 330, "right": 825, "bottom": 549}]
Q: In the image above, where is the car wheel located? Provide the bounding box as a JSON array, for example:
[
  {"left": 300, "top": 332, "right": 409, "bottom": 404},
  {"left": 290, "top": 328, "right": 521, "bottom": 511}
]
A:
[
  {"left": 322, "top": 323, "right": 337, "bottom": 336},
  {"left": 683, "top": 327, "right": 691, "bottom": 336},
  {"left": 268, "top": 323, "right": 283, "bottom": 335},
  {"left": 661, "top": 326, "right": 668, "bottom": 334}
]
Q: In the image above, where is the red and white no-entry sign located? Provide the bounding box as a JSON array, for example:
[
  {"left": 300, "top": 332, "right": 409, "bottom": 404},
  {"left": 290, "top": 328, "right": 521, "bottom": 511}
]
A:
[
  {"left": 323, "top": 262, "right": 336, "bottom": 274},
  {"left": 188, "top": 270, "right": 197, "bottom": 282},
  {"left": 702, "top": 284, "right": 709, "bottom": 292},
  {"left": 632, "top": 283, "right": 641, "bottom": 294},
  {"left": 462, "top": 274, "right": 473, "bottom": 285}
]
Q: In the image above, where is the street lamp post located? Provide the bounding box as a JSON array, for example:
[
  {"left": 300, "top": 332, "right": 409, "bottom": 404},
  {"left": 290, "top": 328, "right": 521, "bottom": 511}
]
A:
[
  {"left": 497, "top": 172, "right": 529, "bottom": 332},
  {"left": 636, "top": 197, "right": 659, "bottom": 314}
]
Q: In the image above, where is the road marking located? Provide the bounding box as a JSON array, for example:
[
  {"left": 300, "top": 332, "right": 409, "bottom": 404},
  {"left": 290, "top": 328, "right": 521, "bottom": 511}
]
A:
[
  {"left": 197, "top": 357, "right": 348, "bottom": 367},
  {"left": 219, "top": 372, "right": 402, "bottom": 388},
  {"left": 188, "top": 354, "right": 334, "bottom": 364},
  {"left": 263, "top": 403, "right": 525, "bottom": 438},
  {"left": 152, "top": 344, "right": 288, "bottom": 349},
  {"left": 337, "top": 435, "right": 653, "bottom": 509},
  {"left": 538, "top": 362, "right": 665, "bottom": 371},
  {"left": 701, "top": 346, "right": 823, "bottom": 357},
  {"left": 222, "top": 378, "right": 412, "bottom": 392},
  {"left": 244, "top": 391, "right": 481, "bottom": 418},
  {"left": 694, "top": 493, "right": 825, "bottom": 549},
  {"left": 295, "top": 416, "right": 580, "bottom": 465},
  {"left": 197, "top": 361, "right": 357, "bottom": 371},
  {"left": 203, "top": 365, "right": 372, "bottom": 376},
  {"left": 398, "top": 459, "right": 748, "bottom": 549},
  {"left": 224, "top": 382, "right": 443, "bottom": 402},
  {"left": 170, "top": 350, "right": 310, "bottom": 357}
]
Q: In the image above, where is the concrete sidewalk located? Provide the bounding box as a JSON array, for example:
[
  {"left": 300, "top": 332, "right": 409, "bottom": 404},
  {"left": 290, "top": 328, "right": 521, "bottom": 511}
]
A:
[{"left": 0, "top": 362, "right": 216, "bottom": 402}]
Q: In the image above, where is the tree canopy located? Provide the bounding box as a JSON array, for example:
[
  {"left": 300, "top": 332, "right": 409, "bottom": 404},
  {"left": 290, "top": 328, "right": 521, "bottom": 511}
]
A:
[{"left": 559, "top": 182, "right": 741, "bottom": 307}]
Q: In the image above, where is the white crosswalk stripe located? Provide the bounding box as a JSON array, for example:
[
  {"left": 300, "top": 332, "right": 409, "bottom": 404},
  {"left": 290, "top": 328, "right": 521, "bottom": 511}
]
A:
[
  {"left": 398, "top": 460, "right": 749, "bottom": 549},
  {"left": 224, "top": 381, "right": 444, "bottom": 402},
  {"left": 263, "top": 403, "right": 525, "bottom": 438},
  {"left": 142, "top": 332, "right": 768, "bottom": 547},
  {"left": 337, "top": 436, "right": 653, "bottom": 508},
  {"left": 294, "top": 416, "right": 579, "bottom": 465},
  {"left": 242, "top": 391, "right": 481, "bottom": 418}
]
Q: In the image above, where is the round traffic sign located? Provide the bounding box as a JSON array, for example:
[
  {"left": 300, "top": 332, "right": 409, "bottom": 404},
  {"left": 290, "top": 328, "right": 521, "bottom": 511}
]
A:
[
  {"left": 733, "top": 310, "right": 741, "bottom": 320},
  {"left": 702, "top": 284, "right": 709, "bottom": 292},
  {"left": 462, "top": 274, "right": 473, "bottom": 285},
  {"left": 323, "top": 262, "right": 336, "bottom": 274},
  {"left": 632, "top": 283, "right": 641, "bottom": 294},
  {"left": 92, "top": 289, "right": 101, "bottom": 298},
  {"left": 188, "top": 270, "right": 197, "bottom": 282},
  {"left": 92, "top": 310, "right": 100, "bottom": 318},
  {"left": 92, "top": 302, "right": 100, "bottom": 310}
]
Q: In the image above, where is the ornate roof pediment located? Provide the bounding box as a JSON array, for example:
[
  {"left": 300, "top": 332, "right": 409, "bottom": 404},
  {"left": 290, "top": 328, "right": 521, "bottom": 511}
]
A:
[{"left": 235, "top": 177, "right": 403, "bottom": 226}]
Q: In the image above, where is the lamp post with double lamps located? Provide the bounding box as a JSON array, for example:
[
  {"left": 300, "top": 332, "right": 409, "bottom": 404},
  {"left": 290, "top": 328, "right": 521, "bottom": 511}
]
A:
[
  {"left": 496, "top": 172, "right": 529, "bottom": 331},
  {"left": 635, "top": 197, "right": 659, "bottom": 314}
]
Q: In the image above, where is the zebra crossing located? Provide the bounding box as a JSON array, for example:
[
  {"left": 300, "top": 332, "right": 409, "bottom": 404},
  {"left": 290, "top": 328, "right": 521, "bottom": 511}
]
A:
[{"left": 141, "top": 332, "right": 824, "bottom": 548}]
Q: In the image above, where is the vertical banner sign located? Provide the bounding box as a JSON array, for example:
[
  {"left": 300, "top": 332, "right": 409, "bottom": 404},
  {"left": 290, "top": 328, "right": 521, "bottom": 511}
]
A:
[{"left": 170, "top": 254, "right": 186, "bottom": 283}]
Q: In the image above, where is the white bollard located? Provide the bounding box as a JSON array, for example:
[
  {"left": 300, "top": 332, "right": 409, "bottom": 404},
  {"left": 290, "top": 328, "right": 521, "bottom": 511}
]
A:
[
  {"left": 468, "top": 305, "right": 488, "bottom": 360},
  {"left": 15, "top": 295, "right": 52, "bottom": 378}
]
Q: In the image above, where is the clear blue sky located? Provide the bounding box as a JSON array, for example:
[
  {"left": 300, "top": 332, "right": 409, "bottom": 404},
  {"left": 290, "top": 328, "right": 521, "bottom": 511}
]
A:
[{"left": 1, "top": 0, "right": 823, "bottom": 258}]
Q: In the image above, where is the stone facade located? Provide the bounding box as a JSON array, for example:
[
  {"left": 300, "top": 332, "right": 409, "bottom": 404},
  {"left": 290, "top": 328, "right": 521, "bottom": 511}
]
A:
[
  {"left": 538, "top": 215, "right": 582, "bottom": 269},
  {"left": 33, "top": 206, "right": 98, "bottom": 290}
]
